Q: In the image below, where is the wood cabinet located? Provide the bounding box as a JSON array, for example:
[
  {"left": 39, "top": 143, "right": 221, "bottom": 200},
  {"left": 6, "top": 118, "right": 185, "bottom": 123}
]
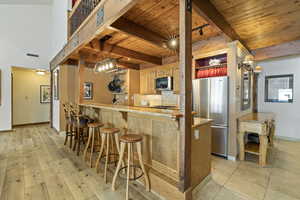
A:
[
  {"left": 140, "top": 65, "right": 180, "bottom": 94},
  {"left": 156, "top": 65, "right": 173, "bottom": 78},
  {"left": 147, "top": 69, "right": 157, "bottom": 94},
  {"left": 140, "top": 70, "right": 148, "bottom": 94},
  {"left": 140, "top": 69, "right": 157, "bottom": 94}
]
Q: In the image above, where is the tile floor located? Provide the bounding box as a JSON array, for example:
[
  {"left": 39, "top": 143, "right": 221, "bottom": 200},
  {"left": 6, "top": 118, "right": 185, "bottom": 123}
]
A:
[{"left": 194, "top": 139, "right": 300, "bottom": 200}]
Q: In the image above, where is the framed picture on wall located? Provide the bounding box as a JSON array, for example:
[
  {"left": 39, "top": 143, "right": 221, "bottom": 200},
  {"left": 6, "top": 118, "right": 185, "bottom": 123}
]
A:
[
  {"left": 53, "top": 69, "right": 59, "bottom": 100},
  {"left": 265, "top": 74, "right": 294, "bottom": 103},
  {"left": 83, "top": 82, "right": 93, "bottom": 100},
  {"left": 40, "top": 85, "right": 50, "bottom": 103}
]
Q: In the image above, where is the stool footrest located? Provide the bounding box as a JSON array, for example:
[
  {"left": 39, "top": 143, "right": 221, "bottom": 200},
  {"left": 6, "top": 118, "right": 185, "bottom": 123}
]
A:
[{"left": 117, "top": 165, "right": 143, "bottom": 181}]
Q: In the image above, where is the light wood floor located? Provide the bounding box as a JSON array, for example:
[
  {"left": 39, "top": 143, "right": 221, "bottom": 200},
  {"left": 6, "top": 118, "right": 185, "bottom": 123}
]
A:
[
  {"left": 1, "top": 125, "right": 300, "bottom": 200},
  {"left": 0, "top": 125, "right": 158, "bottom": 200}
]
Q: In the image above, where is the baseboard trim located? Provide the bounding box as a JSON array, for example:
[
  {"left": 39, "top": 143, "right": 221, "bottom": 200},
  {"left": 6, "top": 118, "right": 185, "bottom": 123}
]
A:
[
  {"left": 275, "top": 136, "right": 300, "bottom": 142},
  {"left": 227, "top": 155, "right": 237, "bottom": 161},
  {"left": 0, "top": 129, "right": 14, "bottom": 133},
  {"left": 13, "top": 121, "right": 50, "bottom": 127}
]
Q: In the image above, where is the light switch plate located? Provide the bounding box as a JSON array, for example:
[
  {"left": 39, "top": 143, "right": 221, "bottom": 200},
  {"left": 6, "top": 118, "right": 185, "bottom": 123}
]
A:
[{"left": 194, "top": 129, "right": 200, "bottom": 140}]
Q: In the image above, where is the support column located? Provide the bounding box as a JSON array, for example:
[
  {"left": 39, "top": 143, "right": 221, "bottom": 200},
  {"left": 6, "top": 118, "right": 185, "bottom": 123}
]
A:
[
  {"left": 179, "top": 0, "right": 192, "bottom": 193},
  {"left": 78, "top": 53, "right": 86, "bottom": 104}
]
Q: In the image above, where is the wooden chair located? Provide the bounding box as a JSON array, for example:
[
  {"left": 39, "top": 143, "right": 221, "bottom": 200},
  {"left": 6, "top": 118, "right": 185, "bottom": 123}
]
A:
[
  {"left": 111, "top": 133, "right": 150, "bottom": 200},
  {"left": 70, "top": 104, "right": 90, "bottom": 156}
]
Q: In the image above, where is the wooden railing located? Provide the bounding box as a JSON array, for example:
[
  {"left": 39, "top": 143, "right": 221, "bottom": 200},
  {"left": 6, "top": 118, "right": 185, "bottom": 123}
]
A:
[{"left": 69, "top": 0, "right": 102, "bottom": 37}]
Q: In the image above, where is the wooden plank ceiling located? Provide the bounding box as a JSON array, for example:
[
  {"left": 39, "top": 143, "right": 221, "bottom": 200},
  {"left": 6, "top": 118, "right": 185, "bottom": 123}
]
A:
[
  {"left": 75, "top": 0, "right": 300, "bottom": 67},
  {"left": 210, "top": 0, "right": 300, "bottom": 49}
]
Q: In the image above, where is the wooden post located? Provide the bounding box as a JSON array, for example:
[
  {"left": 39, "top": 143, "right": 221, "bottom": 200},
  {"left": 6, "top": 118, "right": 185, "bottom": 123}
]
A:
[
  {"left": 253, "top": 73, "right": 258, "bottom": 113},
  {"left": 78, "top": 54, "right": 86, "bottom": 104},
  {"left": 179, "top": 0, "right": 192, "bottom": 192}
]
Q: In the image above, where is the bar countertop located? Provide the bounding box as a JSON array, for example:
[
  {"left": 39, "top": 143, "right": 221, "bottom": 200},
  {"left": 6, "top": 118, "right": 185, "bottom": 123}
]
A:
[{"left": 80, "top": 103, "right": 183, "bottom": 119}]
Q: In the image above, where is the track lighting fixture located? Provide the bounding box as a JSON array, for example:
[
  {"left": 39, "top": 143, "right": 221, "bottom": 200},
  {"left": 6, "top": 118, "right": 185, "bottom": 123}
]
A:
[
  {"left": 194, "top": 24, "right": 209, "bottom": 36},
  {"left": 165, "top": 24, "right": 210, "bottom": 50}
]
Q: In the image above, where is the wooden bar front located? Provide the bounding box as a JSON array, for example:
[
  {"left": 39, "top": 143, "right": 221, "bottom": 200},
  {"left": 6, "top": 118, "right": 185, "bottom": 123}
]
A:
[{"left": 80, "top": 103, "right": 212, "bottom": 200}]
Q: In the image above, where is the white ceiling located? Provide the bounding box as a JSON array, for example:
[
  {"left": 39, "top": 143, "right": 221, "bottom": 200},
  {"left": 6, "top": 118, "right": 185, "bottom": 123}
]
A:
[{"left": 0, "top": 0, "right": 52, "bottom": 5}]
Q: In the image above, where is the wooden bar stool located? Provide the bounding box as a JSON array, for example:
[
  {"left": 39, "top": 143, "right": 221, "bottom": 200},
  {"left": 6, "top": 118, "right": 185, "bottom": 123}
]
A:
[
  {"left": 62, "top": 103, "right": 75, "bottom": 149},
  {"left": 83, "top": 122, "right": 104, "bottom": 167},
  {"left": 112, "top": 134, "right": 150, "bottom": 200},
  {"left": 72, "top": 113, "right": 89, "bottom": 156},
  {"left": 95, "top": 127, "right": 121, "bottom": 183}
]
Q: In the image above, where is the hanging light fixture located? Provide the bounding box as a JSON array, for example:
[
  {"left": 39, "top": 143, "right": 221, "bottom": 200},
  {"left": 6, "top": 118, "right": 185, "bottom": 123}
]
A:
[{"left": 94, "top": 58, "right": 117, "bottom": 73}]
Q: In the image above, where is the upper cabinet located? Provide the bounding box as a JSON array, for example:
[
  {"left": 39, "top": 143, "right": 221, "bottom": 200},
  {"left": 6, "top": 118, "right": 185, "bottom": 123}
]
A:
[
  {"left": 140, "top": 68, "right": 157, "bottom": 94},
  {"left": 139, "top": 64, "right": 180, "bottom": 94},
  {"left": 156, "top": 65, "right": 173, "bottom": 78}
]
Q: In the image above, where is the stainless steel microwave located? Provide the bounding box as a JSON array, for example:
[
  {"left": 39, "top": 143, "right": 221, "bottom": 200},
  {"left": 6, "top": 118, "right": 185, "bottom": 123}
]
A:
[{"left": 155, "top": 76, "right": 173, "bottom": 91}]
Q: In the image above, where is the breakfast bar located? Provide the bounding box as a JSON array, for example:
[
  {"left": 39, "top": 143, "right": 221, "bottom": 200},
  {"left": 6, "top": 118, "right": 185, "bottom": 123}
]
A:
[{"left": 79, "top": 103, "right": 212, "bottom": 199}]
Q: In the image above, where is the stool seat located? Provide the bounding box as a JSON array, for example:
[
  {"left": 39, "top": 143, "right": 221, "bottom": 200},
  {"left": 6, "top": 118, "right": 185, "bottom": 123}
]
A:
[
  {"left": 120, "top": 134, "right": 142, "bottom": 143},
  {"left": 101, "top": 128, "right": 120, "bottom": 134},
  {"left": 88, "top": 122, "right": 104, "bottom": 128}
]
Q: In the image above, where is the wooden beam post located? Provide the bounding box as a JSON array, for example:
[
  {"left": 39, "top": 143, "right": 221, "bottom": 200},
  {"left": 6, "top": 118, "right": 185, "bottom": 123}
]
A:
[
  {"left": 78, "top": 53, "right": 87, "bottom": 104},
  {"left": 179, "top": 0, "right": 192, "bottom": 193}
]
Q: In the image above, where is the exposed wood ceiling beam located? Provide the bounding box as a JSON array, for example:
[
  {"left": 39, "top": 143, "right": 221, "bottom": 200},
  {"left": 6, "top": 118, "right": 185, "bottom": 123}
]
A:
[
  {"left": 110, "top": 17, "right": 168, "bottom": 49},
  {"left": 117, "top": 60, "right": 140, "bottom": 70},
  {"left": 192, "top": 0, "right": 249, "bottom": 50},
  {"left": 253, "top": 40, "right": 300, "bottom": 61},
  {"left": 87, "top": 39, "right": 162, "bottom": 65}
]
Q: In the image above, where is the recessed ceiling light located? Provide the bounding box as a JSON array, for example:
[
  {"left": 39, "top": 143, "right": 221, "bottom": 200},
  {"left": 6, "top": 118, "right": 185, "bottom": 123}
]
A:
[{"left": 36, "top": 70, "right": 46, "bottom": 75}]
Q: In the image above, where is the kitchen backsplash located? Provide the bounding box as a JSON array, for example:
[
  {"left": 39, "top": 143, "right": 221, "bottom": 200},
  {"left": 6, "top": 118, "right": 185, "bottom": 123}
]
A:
[{"left": 134, "top": 91, "right": 179, "bottom": 107}]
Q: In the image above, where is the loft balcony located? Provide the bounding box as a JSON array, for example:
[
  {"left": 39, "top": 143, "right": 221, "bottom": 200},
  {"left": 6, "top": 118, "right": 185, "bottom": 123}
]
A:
[{"left": 68, "top": 0, "right": 102, "bottom": 39}]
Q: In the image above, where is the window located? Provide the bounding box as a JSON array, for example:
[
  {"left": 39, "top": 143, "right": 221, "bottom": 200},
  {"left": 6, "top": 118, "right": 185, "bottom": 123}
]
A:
[{"left": 265, "top": 74, "right": 293, "bottom": 103}]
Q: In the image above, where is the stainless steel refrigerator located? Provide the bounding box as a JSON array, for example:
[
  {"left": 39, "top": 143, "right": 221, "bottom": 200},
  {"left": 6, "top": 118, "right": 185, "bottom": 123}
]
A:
[{"left": 193, "top": 76, "right": 229, "bottom": 157}]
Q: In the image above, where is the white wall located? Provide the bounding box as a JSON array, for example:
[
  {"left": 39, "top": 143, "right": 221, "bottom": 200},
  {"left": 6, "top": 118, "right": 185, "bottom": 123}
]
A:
[
  {"left": 50, "top": 0, "right": 71, "bottom": 131},
  {"left": 51, "top": 0, "right": 70, "bottom": 59},
  {"left": 257, "top": 55, "right": 300, "bottom": 140},
  {"left": 0, "top": 4, "right": 52, "bottom": 131}
]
